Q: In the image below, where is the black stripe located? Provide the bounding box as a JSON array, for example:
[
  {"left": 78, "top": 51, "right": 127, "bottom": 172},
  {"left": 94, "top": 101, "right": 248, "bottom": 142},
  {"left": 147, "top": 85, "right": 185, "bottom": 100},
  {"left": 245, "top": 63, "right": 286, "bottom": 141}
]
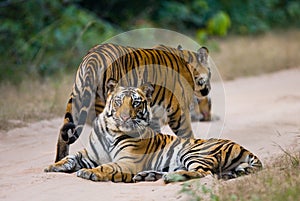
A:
[
  {"left": 113, "top": 144, "right": 138, "bottom": 158},
  {"left": 229, "top": 148, "right": 247, "bottom": 166},
  {"left": 151, "top": 85, "right": 162, "bottom": 107},
  {"left": 64, "top": 112, "right": 74, "bottom": 123},
  {"left": 113, "top": 135, "right": 134, "bottom": 146},
  {"left": 223, "top": 144, "right": 234, "bottom": 168}
]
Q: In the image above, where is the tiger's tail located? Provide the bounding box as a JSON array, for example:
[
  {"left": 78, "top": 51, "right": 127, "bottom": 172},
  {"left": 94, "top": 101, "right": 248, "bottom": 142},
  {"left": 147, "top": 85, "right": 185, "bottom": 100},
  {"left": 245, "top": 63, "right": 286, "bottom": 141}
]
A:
[
  {"left": 55, "top": 57, "right": 99, "bottom": 162},
  {"left": 69, "top": 69, "right": 97, "bottom": 144}
]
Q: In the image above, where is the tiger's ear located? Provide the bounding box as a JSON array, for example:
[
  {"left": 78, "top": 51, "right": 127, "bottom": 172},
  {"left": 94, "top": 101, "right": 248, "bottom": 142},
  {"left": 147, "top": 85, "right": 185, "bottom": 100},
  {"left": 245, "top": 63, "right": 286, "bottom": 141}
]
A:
[
  {"left": 107, "top": 78, "right": 118, "bottom": 94},
  {"left": 140, "top": 83, "right": 154, "bottom": 102},
  {"left": 197, "top": 47, "right": 209, "bottom": 65},
  {"left": 177, "top": 45, "right": 183, "bottom": 51}
]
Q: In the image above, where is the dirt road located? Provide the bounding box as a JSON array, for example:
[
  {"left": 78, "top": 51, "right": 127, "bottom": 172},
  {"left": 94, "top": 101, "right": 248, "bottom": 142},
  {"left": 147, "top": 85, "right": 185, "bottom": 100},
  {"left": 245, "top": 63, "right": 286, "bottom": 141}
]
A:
[{"left": 1, "top": 68, "right": 299, "bottom": 201}]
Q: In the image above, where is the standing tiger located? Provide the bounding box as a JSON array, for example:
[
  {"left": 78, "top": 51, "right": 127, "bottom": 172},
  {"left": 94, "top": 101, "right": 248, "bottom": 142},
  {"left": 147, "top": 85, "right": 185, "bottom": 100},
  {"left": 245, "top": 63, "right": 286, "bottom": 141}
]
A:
[
  {"left": 154, "top": 44, "right": 214, "bottom": 123},
  {"left": 45, "top": 81, "right": 262, "bottom": 183},
  {"left": 153, "top": 44, "right": 212, "bottom": 122},
  {"left": 55, "top": 43, "right": 212, "bottom": 162}
]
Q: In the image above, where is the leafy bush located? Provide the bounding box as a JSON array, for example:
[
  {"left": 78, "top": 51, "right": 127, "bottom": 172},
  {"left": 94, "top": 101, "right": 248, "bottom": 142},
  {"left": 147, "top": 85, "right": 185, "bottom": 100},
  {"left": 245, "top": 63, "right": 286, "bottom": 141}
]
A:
[
  {"left": 223, "top": 0, "right": 300, "bottom": 34},
  {"left": 0, "top": 0, "right": 117, "bottom": 83},
  {"left": 1, "top": 0, "right": 299, "bottom": 83}
]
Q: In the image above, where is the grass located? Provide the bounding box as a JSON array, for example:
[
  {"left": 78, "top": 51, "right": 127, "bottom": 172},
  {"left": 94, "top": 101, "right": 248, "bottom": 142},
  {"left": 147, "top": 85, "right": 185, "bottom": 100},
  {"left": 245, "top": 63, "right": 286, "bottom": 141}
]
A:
[
  {"left": 179, "top": 181, "right": 220, "bottom": 201},
  {"left": 217, "top": 149, "right": 300, "bottom": 201},
  {"left": 0, "top": 29, "right": 299, "bottom": 130},
  {"left": 210, "top": 29, "right": 300, "bottom": 80},
  {"left": 0, "top": 76, "right": 72, "bottom": 130},
  {"left": 178, "top": 148, "right": 300, "bottom": 201}
]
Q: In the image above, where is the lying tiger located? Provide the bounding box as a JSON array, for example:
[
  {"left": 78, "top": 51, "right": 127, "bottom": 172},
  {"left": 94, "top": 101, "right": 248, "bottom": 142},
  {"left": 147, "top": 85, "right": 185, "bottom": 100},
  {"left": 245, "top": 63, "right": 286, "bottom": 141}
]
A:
[{"left": 45, "top": 80, "right": 262, "bottom": 183}]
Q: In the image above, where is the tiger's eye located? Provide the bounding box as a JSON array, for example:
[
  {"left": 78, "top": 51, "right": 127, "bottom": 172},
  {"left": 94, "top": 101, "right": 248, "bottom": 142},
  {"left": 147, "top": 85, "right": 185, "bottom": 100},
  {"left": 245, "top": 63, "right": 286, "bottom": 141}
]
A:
[
  {"left": 114, "top": 98, "right": 122, "bottom": 106},
  {"left": 132, "top": 100, "right": 141, "bottom": 108},
  {"left": 198, "top": 78, "right": 205, "bottom": 86}
]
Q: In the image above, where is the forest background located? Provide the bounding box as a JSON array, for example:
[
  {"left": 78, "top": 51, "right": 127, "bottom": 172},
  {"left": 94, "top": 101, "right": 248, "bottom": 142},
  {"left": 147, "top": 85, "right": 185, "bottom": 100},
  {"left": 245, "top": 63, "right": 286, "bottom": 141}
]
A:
[
  {"left": 0, "top": 0, "right": 300, "bottom": 127},
  {"left": 1, "top": 0, "right": 300, "bottom": 82}
]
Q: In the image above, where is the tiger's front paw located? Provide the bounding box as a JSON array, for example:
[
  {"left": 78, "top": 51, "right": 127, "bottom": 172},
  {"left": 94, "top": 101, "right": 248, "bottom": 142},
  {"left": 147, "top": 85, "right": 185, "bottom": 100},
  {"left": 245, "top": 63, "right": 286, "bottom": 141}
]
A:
[
  {"left": 163, "top": 170, "right": 208, "bottom": 183},
  {"left": 77, "top": 168, "right": 109, "bottom": 182},
  {"left": 217, "top": 171, "right": 237, "bottom": 180},
  {"left": 44, "top": 163, "right": 74, "bottom": 173},
  {"left": 163, "top": 172, "right": 187, "bottom": 183},
  {"left": 133, "top": 171, "right": 164, "bottom": 182},
  {"left": 44, "top": 165, "right": 59, "bottom": 172},
  {"left": 44, "top": 156, "right": 77, "bottom": 173}
]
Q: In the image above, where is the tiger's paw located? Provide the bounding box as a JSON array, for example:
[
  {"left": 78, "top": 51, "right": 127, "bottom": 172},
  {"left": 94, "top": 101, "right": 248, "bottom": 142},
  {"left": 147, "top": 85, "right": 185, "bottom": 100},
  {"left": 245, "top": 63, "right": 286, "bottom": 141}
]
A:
[
  {"left": 44, "top": 164, "right": 66, "bottom": 173},
  {"left": 163, "top": 172, "right": 188, "bottom": 183},
  {"left": 163, "top": 170, "right": 208, "bottom": 183},
  {"left": 133, "top": 171, "right": 164, "bottom": 182},
  {"left": 44, "top": 156, "right": 77, "bottom": 173},
  {"left": 77, "top": 168, "right": 109, "bottom": 182},
  {"left": 234, "top": 162, "right": 256, "bottom": 176},
  {"left": 217, "top": 171, "right": 237, "bottom": 180}
]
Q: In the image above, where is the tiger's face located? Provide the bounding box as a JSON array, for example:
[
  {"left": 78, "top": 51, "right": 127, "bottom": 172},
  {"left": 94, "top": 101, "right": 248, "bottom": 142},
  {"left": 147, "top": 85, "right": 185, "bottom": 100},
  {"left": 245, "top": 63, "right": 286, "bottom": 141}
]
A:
[
  {"left": 154, "top": 44, "right": 211, "bottom": 98},
  {"left": 104, "top": 79, "right": 154, "bottom": 133},
  {"left": 183, "top": 46, "right": 211, "bottom": 98}
]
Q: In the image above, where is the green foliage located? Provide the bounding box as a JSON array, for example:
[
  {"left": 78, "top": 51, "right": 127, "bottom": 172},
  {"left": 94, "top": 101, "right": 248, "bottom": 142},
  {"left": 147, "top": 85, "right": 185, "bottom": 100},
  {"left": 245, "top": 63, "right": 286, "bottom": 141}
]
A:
[
  {"left": 196, "top": 10, "right": 231, "bottom": 44},
  {"left": 0, "top": 0, "right": 117, "bottom": 83},
  {"left": 155, "top": 0, "right": 228, "bottom": 37},
  {"left": 207, "top": 11, "right": 231, "bottom": 36},
  {"left": 222, "top": 0, "right": 300, "bottom": 34},
  {"left": 1, "top": 0, "right": 300, "bottom": 83}
]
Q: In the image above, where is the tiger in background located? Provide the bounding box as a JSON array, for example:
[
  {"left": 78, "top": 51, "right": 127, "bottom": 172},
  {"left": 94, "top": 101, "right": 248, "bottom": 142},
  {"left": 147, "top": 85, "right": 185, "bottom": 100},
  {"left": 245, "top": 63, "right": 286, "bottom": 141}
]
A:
[
  {"left": 45, "top": 81, "right": 262, "bottom": 183},
  {"left": 153, "top": 44, "right": 213, "bottom": 122},
  {"left": 55, "top": 43, "right": 212, "bottom": 162}
]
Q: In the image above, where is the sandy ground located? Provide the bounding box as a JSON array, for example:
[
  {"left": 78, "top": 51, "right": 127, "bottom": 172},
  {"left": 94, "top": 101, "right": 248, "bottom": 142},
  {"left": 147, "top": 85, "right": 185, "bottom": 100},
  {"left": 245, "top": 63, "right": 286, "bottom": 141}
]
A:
[{"left": 0, "top": 68, "right": 299, "bottom": 201}]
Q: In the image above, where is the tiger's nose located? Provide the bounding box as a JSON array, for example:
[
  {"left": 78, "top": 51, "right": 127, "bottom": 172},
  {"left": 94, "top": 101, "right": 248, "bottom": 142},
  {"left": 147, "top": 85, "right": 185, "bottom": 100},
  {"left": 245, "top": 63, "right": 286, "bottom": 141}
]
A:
[{"left": 120, "top": 114, "right": 131, "bottom": 122}]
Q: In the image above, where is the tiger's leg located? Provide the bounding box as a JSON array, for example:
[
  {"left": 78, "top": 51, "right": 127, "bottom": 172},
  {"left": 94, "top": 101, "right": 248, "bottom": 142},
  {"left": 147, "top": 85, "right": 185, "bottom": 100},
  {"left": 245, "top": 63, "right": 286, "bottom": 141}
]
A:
[
  {"left": 134, "top": 156, "right": 213, "bottom": 183},
  {"left": 190, "top": 96, "right": 212, "bottom": 122},
  {"left": 233, "top": 152, "right": 263, "bottom": 176},
  {"left": 163, "top": 169, "right": 212, "bottom": 183},
  {"left": 46, "top": 149, "right": 96, "bottom": 173},
  {"left": 133, "top": 170, "right": 165, "bottom": 182},
  {"left": 133, "top": 165, "right": 188, "bottom": 182},
  {"left": 76, "top": 162, "right": 136, "bottom": 183},
  {"left": 133, "top": 170, "right": 209, "bottom": 183},
  {"left": 217, "top": 148, "right": 263, "bottom": 179},
  {"left": 55, "top": 65, "right": 101, "bottom": 162},
  {"left": 55, "top": 134, "right": 70, "bottom": 163},
  {"left": 55, "top": 95, "right": 104, "bottom": 162},
  {"left": 134, "top": 167, "right": 212, "bottom": 183},
  {"left": 149, "top": 105, "right": 167, "bottom": 133},
  {"left": 55, "top": 96, "right": 75, "bottom": 162},
  {"left": 216, "top": 163, "right": 251, "bottom": 179},
  {"left": 160, "top": 152, "right": 215, "bottom": 183},
  {"left": 168, "top": 107, "right": 194, "bottom": 139},
  {"left": 149, "top": 117, "right": 162, "bottom": 133}
]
